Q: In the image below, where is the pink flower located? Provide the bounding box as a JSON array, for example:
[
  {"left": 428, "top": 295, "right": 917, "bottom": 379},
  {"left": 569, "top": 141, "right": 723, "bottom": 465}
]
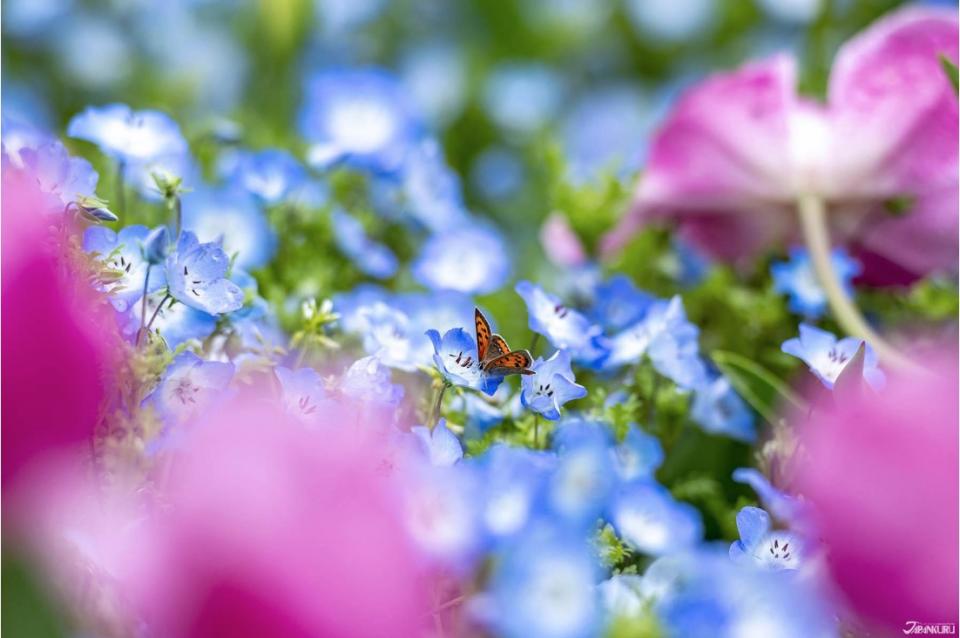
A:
[
  {"left": 794, "top": 350, "right": 958, "bottom": 632},
  {"left": 540, "top": 213, "right": 587, "bottom": 267},
  {"left": 604, "top": 7, "right": 958, "bottom": 284}
]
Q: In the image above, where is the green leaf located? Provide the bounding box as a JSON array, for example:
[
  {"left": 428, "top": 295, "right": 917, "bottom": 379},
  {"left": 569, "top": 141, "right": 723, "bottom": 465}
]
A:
[
  {"left": 711, "top": 350, "right": 806, "bottom": 426},
  {"left": 940, "top": 54, "right": 959, "bottom": 95},
  {"left": 2, "top": 551, "right": 69, "bottom": 638}
]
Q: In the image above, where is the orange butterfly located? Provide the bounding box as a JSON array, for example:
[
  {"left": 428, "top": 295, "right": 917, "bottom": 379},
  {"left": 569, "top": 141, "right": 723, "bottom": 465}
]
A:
[{"left": 475, "top": 308, "right": 535, "bottom": 377}]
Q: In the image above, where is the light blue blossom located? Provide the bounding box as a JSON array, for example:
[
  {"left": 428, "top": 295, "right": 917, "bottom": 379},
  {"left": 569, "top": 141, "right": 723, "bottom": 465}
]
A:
[
  {"left": 397, "top": 139, "right": 469, "bottom": 232},
  {"left": 128, "top": 151, "right": 199, "bottom": 201},
  {"left": 412, "top": 224, "right": 510, "bottom": 294},
  {"left": 625, "top": 0, "right": 714, "bottom": 43},
  {"left": 612, "top": 425, "right": 664, "bottom": 482},
  {"left": 781, "top": 324, "right": 885, "bottom": 389},
  {"left": 515, "top": 281, "right": 606, "bottom": 361},
  {"left": 331, "top": 209, "right": 398, "bottom": 279},
  {"left": 18, "top": 141, "right": 99, "bottom": 208},
  {"left": 604, "top": 295, "right": 707, "bottom": 389},
  {"left": 470, "top": 146, "right": 525, "bottom": 202},
  {"left": 67, "top": 103, "right": 187, "bottom": 163},
  {"left": 608, "top": 481, "right": 703, "bottom": 556},
  {"left": 729, "top": 506, "right": 803, "bottom": 571},
  {"left": 181, "top": 188, "right": 276, "bottom": 271},
  {"left": 548, "top": 421, "right": 617, "bottom": 526},
  {"left": 84, "top": 225, "right": 167, "bottom": 312},
  {"left": 454, "top": 392, "right": 506, "bottom": 438},
  {"left": 771, "top": 247, "right": 861, "bottom": 318},
  {"left": 123, "top": 294, "right": 217, "bottom": 348},
  {"left": 411, "top": 419, "right": 463, "bottom": 467},
  {"left": 483, "top": 63, "right": 566, "bottom": 136},
  {"left": 473, "top": 444, "right": 553, "bottom": 539},
  {"left": 487, "top": 529, "right": 601, "bottom": 638},
  {"left": 299, "top": 68, "right": 421, "bottom": 173},
  {"left": 399, "top": 41, "right": 467, "bottom": 126},
  {"left": 221, "top": 148, "right": 307, "bottom": 205},
  {"left": 339, "top": 355, "right": 405, "bottom": 408},
  {"left": 690, "top": 376, "right": 756, "bottom": 442},
  {"left": 150, "top": 351, "right": 234, "bottom": 423},
  {"left": 426, "top": 327, "right": 503, "bottom": 396},
  {"left": 732, "top": 468, "right": 803, "bottom": 524},
  {"left": 275, "top": 366, "right": 333, "bottom": 425},
  {"left": 598, "top": 574, "right": 647, "bottom": 619},
  {"left": 589, "top": 275, "right": 654, "bottom": 332},
  {"left": 164, "top": 231, "right": 245, "bottom": 315},
  {"left": 521, "top": 350, "right": 587, "bottom": 420}
]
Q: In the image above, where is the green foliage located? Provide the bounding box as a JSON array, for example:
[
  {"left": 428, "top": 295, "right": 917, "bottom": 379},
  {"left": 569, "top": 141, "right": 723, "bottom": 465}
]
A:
[
  {"left": 940, "top": 54, "right": 959, "bottom": 94},
  {"left": 2, "top": 552, "right": 68, "bottom": 638},
  {"left": 711, "top": 350, "right": 806, "bottom": 426}
]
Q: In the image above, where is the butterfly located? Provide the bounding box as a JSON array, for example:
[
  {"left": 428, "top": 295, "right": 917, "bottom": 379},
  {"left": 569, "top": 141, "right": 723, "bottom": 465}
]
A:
[{"left": 475, "top": 307, "right": 535, "bottom": 377}]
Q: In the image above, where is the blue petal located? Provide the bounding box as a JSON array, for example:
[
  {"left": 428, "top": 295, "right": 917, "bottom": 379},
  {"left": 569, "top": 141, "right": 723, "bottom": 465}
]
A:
[{"left": 735, "top": 506, "right": 771, "bottom": 549}]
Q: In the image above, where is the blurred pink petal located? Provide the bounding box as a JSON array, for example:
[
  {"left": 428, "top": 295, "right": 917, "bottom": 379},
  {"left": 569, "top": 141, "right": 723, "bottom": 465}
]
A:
[
  {"left": 1, "top": 167, "right": 119, "bottom": 502},
  {"left": 540, "top": 213, "right": 587, "bottom": 267},
  {"left": 605, "top": 7, "right": 959, "bottom": 282},
  {"left": 795, "top": 351, "right": 959, "bottom": 632}
]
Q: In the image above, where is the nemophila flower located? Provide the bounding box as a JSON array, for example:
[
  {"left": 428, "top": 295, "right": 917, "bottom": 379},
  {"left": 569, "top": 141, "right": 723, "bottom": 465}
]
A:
[
  {"left": 397, "top": 139, "right": 469, "bottom": 232},
  {"left": 598, "top": 574, "right": 647, "bottom": 619},
  {"left": 150, "top": 352, "right": 234, "bottom": 423},
  {"left": 123, "top": 294, "right": 217, "bottom": 348},
  {"left": 672, "top": 237, "right": 711, "bottom": 287},
  {"left": 16, "top": 141, "right": 99, "bottom": 209},
  {"left": 604, "top": 295, "right": 707, "bottom": 389},
  {"left": 483, "top": 63, "right": 566, "bottom": 136},
  {"left": 781, "top": 323, "right": 884, "bottom": 389},
  {"left": 400, "top": 41, "right": 468, "bottom": 126},
  {"left": 84, "top": 225, "right": 166, "bottom": 312},
  {"left": 221, "top": 148, "right": 307, "bottom": 205},
  {"left": 772, "top": 247, "right": 861, "bottom": 318},
  {"left": 608, "top": 481, "right": 703, "bottom": 556},
  {"left": 795, "top": 349, "right": 958, "bottom": 633},
  {"left": 127, "top": 150, "right": 199, "bottom": 201},
  {"left": 471, "top": 146, "right": 525, "bottom": 201},
  {"left": 516, "top": 281, "right": 605, "bottom": 359},
  {"left": 690, "top": 376, "right": 756, "bottom": 442},
  {"left": 604, "top": 8, "right": 959, "bottom": 283},
  {"left": 453, "top": 392, "right": 505, "bottom": 438},
  {"left": 411, "top": 419, "right": 463, "bottom": 467},
  {"left": 275, "top": 366, "right": 333, "bottom": 426},
  {"left": 521, "top": 350, "right": 587, "bottom": 420},
  {"left": 547, "top": 422, "right": 617, "bottom": 526},
  {"left": 412, "top": 224, "right": 510, "bottom": 294},
  {"left": 485, "top": 530, "right": 601, "bottom": 638},
  {"left": 67, "top": 103, "right": 187, "bottom": 164},
  {"left": 589, "top": 274, "right": 654, "bottom": 332},
  {"left": 339, "top": 355, "right": 405, "bottom": 409},
  {"left": 331, "top": 209, "right": 398, "bottom": 279},
  {"left": 625, "top": 0, "right": 714, "bottom": 43},
  {"left": 299, "top": 68, "right": 421, "bottom": 173},
  {"left": 612, "top": 425, "right": 664, "bottom": 482},
  {"left": 426, "top": 327, "right": 503, "bottom": 396},
  {"left": 473, "top": 444, "right": 553, "bottom": 539},
  {"left": 165, "top": 231, "right": 244, "bottom": 315},
  {"left": 729, "top": 506, "right": 803, "bottom": 571},
  {"left": 181, "top": 188, "right": 276, "bottom": 271},
  {"left": 732, "top": 468, "right": 801, "bottom": 524},
  {"left": 656, "top": 550, "right": 836, "bottom": 638}
]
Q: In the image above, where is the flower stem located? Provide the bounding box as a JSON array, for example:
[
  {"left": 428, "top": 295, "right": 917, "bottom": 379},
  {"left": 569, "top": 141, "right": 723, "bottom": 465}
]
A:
[
  {"left": 135, "top": 267, "right": 152, "bottom": 345},
  {"left": 796, "top": 193, "right": 917, "bottom": 370},
  {"left": 432, "top": 381, "right": 450, "bottom": 429},
  {"left": 533, "top": 413, "right": 540, "bottom": 449},
  {"left": 140, "top": 292, "right": 171, "bottom": 346},
  {"left": 116, "top": 160, "right": 126, "bottom": 215}
]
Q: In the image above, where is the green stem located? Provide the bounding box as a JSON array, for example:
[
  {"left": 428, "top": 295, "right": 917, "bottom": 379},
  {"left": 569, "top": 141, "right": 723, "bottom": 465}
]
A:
[
  {"left": 135, "top": 267, "right": 152, "bottom": 345},
  {"left": 796, "top": 193, "right": 917, "bottom": 370},
  {"left": 431, "top": 382, "right": 450, "bottom": 429},
  {"left": 116, "top": 160, "right": 126, "bottom": 215},
  {"left": 529, "top": 333, "right": 541, "bottom": 356},
  {"left": 533, "top": 413, "right": 540, "bottom": 449},
  {"left": 140, "top": 292, "right": 171, "bottom": 346}
]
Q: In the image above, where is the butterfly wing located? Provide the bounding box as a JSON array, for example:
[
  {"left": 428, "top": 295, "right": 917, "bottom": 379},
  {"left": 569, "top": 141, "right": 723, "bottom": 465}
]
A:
[
  {"left": 475, "top": 308, "right": 492, "bottom": 362},
  {"left": 483, "top": 350, "right": 535, "bottom": 376},
  {"left": 485, "top": 334, "right": 510, "bottom": 364}
]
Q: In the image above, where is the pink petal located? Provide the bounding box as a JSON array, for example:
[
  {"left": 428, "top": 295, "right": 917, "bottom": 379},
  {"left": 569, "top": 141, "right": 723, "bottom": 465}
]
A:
[{"left": 540, "top": 213, "right": 587, "bottom": 267}]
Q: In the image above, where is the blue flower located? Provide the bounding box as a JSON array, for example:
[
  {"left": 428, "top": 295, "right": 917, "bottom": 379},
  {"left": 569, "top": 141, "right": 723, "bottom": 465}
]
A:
[
  {"left": 612, "top": 425, "right": 664, "bottom": 482},
  {"left": 732, "top": 468, "right": 803, "bottom": 524},
  {"left": 487, "top": 529, "right": 601, "bottom": 638},
  {"left": 453, "top": 392, "right": 506, "bottom": 437},
  {"left": 608, "top": 481, "right": 703, "bottom": 556},
  {"left": 221, "top": 148, "right": 307, "bottom": 205},
  {"left": 331, "top": 209, "right": 398, "bottom": 279},
  {"left": 128, "top": 151, "right": 199, "bottom": 201},
  {"left": 521, "top": 350, "right": 587, "bottom": 420},
  {"left": 150, "top": 352, "right": 234, "bottom": 423},
  {"left": 589, "top": 275, "right": 654, "bottom": 332},
  {"left": 412, "top": 224, "right": 511, "bottom": 294},
  {"left": 781, "top": 324, "right": 885, "bottom": 389},
  {"left": 483, "top": 63, "right": 565, "bottom": 136},
  {"left": 426, "top": 327, "right": 503, "bottom": 396},
  {"left": 729, "top": 506, "right": 803, "bottom": 571},
  {"left": 123, "top": 294, "right": 217, "bottom": 348},
  {"left": 67, "top": 103, "right": 187, "bottom": 163},
  {"left": 605, "top": 295, "right": 707, "bottom": 389},
  {"left": 771, "top": 247, "right": 861, "bottom": 318},
  {"left": 515, "top": 281, "right": 606, "bottom": 360},
  {"left": 411, "top": 419, "right": 463, "bottom": 467},
  {"left": 397, "top": 139, "right": 469, "bottom": 232},
  {"left": 275, "top": 366, "right": 333, "bottom": 425},
  {"left": 18, "top": 141, "right": 99, "bottom": 208},
  {"left": 473, "top": 444, "right": 553, "bottom": 539},
  {"left": 339, "top": 355, "right": 405, "bottom": 408},
  {"left": 181, "top": 188, "right": 276, "bottom": 271},
  {"left": 164, "top": 231, "right": 245, "bottom": 315},
  {"left": 690, "top": 376, "right": 756, "bottom": 442},
  {"left": 84, "top": 225, "right": 167, "bottom": 312},
  {"left": 299, "top": 68, "right": 421, "bottom": 173},
  {"left": 547, "top": 421, "right": 617, "bottom": 526}
]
